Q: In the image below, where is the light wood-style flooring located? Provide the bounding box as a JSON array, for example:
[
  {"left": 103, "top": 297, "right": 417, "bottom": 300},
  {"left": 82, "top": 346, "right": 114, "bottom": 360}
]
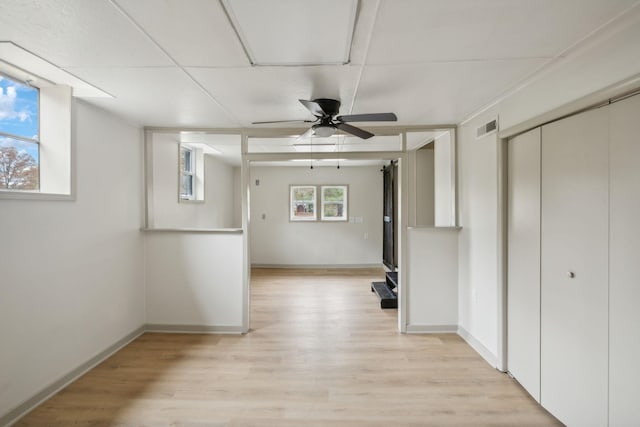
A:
[{"left": 16, "top": 268, "right": 561, "bottom": 426}]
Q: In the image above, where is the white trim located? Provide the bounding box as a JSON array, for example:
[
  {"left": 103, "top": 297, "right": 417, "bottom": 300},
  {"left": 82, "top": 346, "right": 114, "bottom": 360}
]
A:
[
  {"left": 457, "top": 326, "right": 499, "bottom": 368},
  {"left": 241, "top": 133, "right": 251, "bottom": 334},
  {"left": 143, "top": 130, "right": 154, "bottom": 228},
  {"left": 140, "top": 228, "right": 242, "bottom": 233},
  {"left": 398, "top": 146, "right": 408, "bottom": 334},
  {"left": 496, "top": 136, "right": 508, "bottom": 372},
  {"left": 145, "top": 324, "right": 244, "bottom": 334},
  {"left": 406, "top": 324, "right": 458, "bottom": 333},
  {"left": 250, "top": 263, "right": 383, "bottom": 269},
  {"left": 0, "top": 326, "right": 145, "bottom": 427}
]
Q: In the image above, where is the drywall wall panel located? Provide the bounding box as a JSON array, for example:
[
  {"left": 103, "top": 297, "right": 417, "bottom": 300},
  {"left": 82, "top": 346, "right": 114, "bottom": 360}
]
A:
[
  {"left": 151, "top": 133, "right": 239, "bottom": 229},
  {"left": 0, "top": 100, "right": 144, "bottom": 418},
  {"left": 415, "top": 148, "right": 435, "bottom": 227},
  {"left": 250, "top": 165, "right": 383, "bottom": 266},
  {"left": 434, "top": 132, "right": 454, "bottom": 227},
  {"left": 145, "top": 232, "right": 243, "bottom": 328},
  {"left": 457, "top": 107, "right": 500, "bottom": 366},
  {"left": 406, "top": 227, "right": 458, "bottom": 329}
]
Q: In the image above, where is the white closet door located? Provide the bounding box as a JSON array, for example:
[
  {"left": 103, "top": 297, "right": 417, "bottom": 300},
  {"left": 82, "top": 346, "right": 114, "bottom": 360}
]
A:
[
  {"left": 609, "top": 93, "right": 640, "bottom": 426},
  {"left": 540, "top": 107, "right": 609, "bottom": 427},
  {"left": 507, "top": 127, "right": 541, "bottom": 402}
]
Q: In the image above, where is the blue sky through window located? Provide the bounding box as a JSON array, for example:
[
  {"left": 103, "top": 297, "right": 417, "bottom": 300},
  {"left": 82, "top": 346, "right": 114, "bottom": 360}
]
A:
[{"left": 0, "top": 74, "right": 39, "bottom": 159}]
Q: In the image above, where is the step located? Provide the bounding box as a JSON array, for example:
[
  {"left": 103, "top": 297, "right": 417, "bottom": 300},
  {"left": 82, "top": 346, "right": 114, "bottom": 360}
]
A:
[
  {"left": 371, "top": 281, "right": 398, "bottom": 309},
  {"left": 386, "top": 271, "right": 398, "bottom": 289}
]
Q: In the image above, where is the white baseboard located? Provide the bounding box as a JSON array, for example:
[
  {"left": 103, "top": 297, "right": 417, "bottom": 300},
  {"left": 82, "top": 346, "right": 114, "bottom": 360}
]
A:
[
  {"left": 457, "top": 325, "right": 498, "bottom": 368},
  {"left": 1, "top": 325, "right": 145, "bottom": 427},
  {"left": 406, "top": 324, "right": 458, "bottom": 333},
  {"left": 0, "top": 323, "right": 245, "bottom": 426},
  {"left": 251, "top": 263, "right": 383, "bottom": 269},
  {"left": 145, "top": 324, "right": 244, "bottom": 334}
]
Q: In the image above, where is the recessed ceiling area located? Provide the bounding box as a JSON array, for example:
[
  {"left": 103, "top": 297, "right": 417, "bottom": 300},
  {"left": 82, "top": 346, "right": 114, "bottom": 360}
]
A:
[
  {"left": 0, "top": 0, "right": 638, "bottom": 128},
  {"left": 248, "top": 134, "right": 401, "bottom": 153},
  {"left": 177, "top": 132, "right": 242, "bottom": 166}
]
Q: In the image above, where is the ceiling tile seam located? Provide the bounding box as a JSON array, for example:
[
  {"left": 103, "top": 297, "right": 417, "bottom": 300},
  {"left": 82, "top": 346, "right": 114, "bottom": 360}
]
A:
[
  {"left": 363, "top": 57, "right": 553, "bottom": 67},
  {"left": 108, "top": 0, "right": 242, "bottom": 126},
  {"left": 218, "top": 0, "right": 254, "bottom": 66},
  {"left": 459, "top": 0, "right": 640, "bottom": 126},
  {"left": 347, "top": 0, "right": 381, "bottom": 115}
]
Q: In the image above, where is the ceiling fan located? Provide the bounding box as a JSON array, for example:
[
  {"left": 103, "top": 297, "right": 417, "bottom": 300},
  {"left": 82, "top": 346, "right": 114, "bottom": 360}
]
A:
[{"left": 252, "top": 98, "right": 397, "bottom": 139}]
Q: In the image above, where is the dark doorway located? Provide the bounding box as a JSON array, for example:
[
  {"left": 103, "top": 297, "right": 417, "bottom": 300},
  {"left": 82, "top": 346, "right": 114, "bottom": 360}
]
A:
[{"left": 382, "top": 161, "right": 398, "bottom": 271}]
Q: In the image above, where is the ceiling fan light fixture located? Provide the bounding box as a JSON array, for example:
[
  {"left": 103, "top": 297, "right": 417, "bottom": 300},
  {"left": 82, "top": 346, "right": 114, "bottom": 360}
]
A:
[{"left": 313, "top": 125, "right": 337, "bottom": 138}]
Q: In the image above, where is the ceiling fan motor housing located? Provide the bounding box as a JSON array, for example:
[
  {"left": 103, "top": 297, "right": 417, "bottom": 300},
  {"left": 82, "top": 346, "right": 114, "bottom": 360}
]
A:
[{"left": 313, "top": 98, "right": 341, "bottom": 117}]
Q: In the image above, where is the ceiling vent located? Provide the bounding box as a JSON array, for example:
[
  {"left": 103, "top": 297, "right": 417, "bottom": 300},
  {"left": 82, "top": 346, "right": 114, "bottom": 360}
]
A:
[{"left": 476, "top": 118, "right": 498, "bottom": 139}]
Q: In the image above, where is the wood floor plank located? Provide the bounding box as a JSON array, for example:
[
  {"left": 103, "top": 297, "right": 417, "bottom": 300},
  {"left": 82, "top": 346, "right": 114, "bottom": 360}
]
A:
[{"left": 15, "top": 268, "right": 561, "bottom": 426}]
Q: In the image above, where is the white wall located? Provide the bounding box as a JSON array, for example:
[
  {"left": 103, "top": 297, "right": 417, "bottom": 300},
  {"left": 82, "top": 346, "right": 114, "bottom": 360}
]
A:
[
  {"left": 151, "top": 133, "right": 240, "bottom": 229},
  {"left": 144, "top": 232, "right": 244, "bottom": 329},
  {"left": 250, "top": 165, "right": 383, "bottom": 266},
  {"left": 415, "top": 148, "right": 434, "bottom": 226},
  {"left": 457, "top": 111, "right": 500, "bottom": 364},
  {"left": 406, "top": 228, "right": 458, "bottom": 331},
  {"left": 434, "top": 132, "right": 454, "bottom": 227},
  {"left": 456, "top": 5, "right": 640, "bottom": 368},
  {"left": 0, "top": 101, "right": 144, "bottom": 418}
]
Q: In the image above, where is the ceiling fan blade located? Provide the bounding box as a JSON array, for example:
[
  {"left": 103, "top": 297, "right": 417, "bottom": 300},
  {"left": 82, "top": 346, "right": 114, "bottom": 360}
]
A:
[
  {"left": 336, "top": 123, "right": 374, "bottom": 139},
  {"left": 299, "top": 99, "right": 328, "bottom": 117},
  {"left": 295, "top": 127, "right": 315, "bottom": 141},
  {"left": 336, "top": 112, "right": 397, "bottom": 122},
  {"left": 252, "top": 119, "right": 314, "bottom": 124}
]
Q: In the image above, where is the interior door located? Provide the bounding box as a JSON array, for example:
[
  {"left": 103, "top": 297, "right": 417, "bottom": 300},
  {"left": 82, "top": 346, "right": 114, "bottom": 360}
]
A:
[
  {"left": 609, "top": 93, "right": 640, "bottom": 426},
  {"left": 507, "top": 127, "right": 541, "bottom": 402},
  {"left": 540, "top": 107, "right": 609, "bottom": 427}
]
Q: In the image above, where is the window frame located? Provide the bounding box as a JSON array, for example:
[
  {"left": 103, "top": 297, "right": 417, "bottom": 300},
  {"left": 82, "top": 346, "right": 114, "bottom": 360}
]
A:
[
  {"left": 179, "top": 145, "right": 196, "bottom": 201},
  {"left": 290, "top": 185, "right": 317, "bottom": 221},
  {"left": 0, "top": 72, "right": 41, "bottom": 192},
  {"left": 320, "top": 185, "right": 348, "bottom": 221}
]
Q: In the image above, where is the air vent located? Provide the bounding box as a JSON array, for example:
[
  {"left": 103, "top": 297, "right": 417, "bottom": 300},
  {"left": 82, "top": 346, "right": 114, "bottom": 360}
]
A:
[{"left": 476, "top": 118, "right": 498, "bottom": 139}]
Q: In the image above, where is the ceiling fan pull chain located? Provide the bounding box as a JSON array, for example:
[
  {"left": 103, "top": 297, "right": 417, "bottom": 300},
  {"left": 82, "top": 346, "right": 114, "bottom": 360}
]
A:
[{"left": 309, "top": 131, "right": 313, "bottom": 170}]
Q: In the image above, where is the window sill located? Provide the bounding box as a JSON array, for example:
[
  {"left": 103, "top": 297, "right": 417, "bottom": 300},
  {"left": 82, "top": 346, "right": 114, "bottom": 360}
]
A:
[
  {"left": 0, "top": 190, "right": 74, "bottom": 201},
  {"left": 179, "top": 199, "right": 205, "bottom": 204}
]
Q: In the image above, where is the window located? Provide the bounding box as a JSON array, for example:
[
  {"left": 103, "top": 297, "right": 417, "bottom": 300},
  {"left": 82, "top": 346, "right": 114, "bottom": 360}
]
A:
[
  {"left": 180, "top": 146, "right": 195, "bottom": 200},
  {"left": 290, "top": 185, "right": 317, "bottom": 221},
  {"left": 321, "top": 185, "right": 348, "bottom": 221},
  {"left": 0, "top": 73, "right": 39, "bottom": 191}
]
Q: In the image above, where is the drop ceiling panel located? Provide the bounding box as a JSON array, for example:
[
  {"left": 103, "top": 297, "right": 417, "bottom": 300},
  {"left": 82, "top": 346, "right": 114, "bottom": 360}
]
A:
[
  {"left": 367, "top": 0, "right": 637, "bottom": 64},
  {"left": 222, "top": 0, "right": 357, "bottom": 65},
  {"left": 69, "top": 67, "right": 238, "bottom": 127},
  {"left": 188, "top": 66, "right": 362, "bottom": 126},
  {"left": 355, "top": 58, "right": 548, "bottom": 125},
  {"left": 0, "top": 0, "right": 171, "bottom": 67},
  {"left": 115, "top": 0, "right": 249, "bottom": 67}
]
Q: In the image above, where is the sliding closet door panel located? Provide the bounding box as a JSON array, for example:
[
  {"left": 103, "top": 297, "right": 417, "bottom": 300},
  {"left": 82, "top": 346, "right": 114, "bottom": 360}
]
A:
[
  {"left": 540, "top": 107, "right": 609, "bottom": 427},
  {"left": 507, "top": 127, "right": 541, "bottom": 402},
  {"left": 609, "top": 93, "right": 640, "bottom": 426}
]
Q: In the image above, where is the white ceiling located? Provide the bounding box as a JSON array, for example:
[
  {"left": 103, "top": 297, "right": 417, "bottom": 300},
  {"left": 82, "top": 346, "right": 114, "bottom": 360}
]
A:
[{"left": 0, "top": 0, "right": 638, "bottom": 130}]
